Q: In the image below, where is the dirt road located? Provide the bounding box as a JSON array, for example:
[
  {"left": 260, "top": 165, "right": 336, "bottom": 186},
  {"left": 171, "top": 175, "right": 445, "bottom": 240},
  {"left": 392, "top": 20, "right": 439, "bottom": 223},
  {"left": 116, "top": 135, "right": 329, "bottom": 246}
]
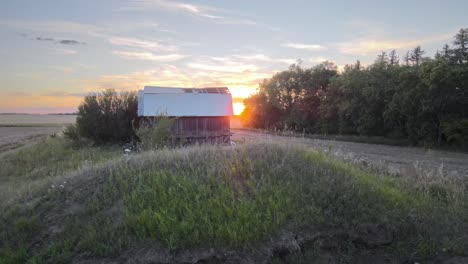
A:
[{"left": 231, "top": 129, "right": 468, "bottom": 177}]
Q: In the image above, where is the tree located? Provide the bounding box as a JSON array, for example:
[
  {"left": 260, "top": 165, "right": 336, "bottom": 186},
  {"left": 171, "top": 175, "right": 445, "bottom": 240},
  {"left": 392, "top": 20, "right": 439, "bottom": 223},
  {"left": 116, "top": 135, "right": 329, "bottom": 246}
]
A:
[
  {"left": 403, "top": 51, "right": 410, "bottom": 66},
  {"left": 453, "top": 28, "right": 468, "bottom": 63},
  {"left": 375, "top": 51, "right": 389, "bottom": 65},
  {"left": 389, "top": 50, "right": 399, "bottom": 65},
  {"left": 354, "top": 60, "right": 362, "bottom": 70},
  {"left": 74, "top": 89, "right": 138, "bottom": 143},
  {"left": 410, "top": 46, "right": 425, "bottom": 65}
]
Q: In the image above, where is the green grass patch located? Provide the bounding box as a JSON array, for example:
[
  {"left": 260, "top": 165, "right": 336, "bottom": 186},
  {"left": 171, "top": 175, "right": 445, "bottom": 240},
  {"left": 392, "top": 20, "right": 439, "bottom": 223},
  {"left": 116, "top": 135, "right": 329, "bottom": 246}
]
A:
[{"left": 0, "top": 140, "right": 467, "bottom": 263}]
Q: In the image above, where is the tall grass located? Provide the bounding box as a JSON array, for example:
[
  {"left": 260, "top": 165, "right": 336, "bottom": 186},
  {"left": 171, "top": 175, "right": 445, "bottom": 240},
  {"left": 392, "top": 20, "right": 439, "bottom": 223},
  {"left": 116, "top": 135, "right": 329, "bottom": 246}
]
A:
[
  {"left": 0, "top": 137, "right": 119, "bottom": 206},
  {"left": 0, "top": 139, "right": 467, "bottom": 263}
]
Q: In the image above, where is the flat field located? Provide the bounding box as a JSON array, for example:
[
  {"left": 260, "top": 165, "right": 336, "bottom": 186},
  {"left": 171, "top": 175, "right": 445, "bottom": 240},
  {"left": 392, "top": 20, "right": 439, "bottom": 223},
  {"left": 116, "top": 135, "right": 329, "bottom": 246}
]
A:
[
  {"left": 0, "top": 115, "right": 76, "bottom": 150},
  {"left": 0, "top": 114, "right": 76, "bottom": 125}
]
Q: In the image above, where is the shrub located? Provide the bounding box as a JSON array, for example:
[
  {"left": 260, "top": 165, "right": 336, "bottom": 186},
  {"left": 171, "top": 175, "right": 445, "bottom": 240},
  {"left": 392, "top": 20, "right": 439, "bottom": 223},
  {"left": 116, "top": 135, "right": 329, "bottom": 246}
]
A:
[
  {"left": 135, "top": 116, "right": 175, "bottom": 150},
  {"left": 443, "top": 119, "right": 468, "bottom": 148},
  {"left": 75, "top": 89, "right": 138, "bottom": 144},
  {"left": 63, "top": 123, "right": 80, "bottom": 141}
]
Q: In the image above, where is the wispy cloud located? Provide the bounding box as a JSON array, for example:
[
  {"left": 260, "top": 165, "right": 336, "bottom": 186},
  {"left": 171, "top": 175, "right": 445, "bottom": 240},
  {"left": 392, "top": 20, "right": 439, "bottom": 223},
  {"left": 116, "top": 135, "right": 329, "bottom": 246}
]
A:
[
  {"left": 335, "top": 19, "right": 454, "bottom": 56},
  {"left": 40, "top": 91, "right": 88, "bottom": 97},
  {"left": 309, "top": 56, "right": 328, "bottom": 63},
  {"left": 35, "top": 36, "right": 86, "bottom": 45},
  {"left": 77, "top": 64, "right": 271, "bottom": 98},
  {"left": 56, "top": 48, "right": 77, "bottom": 55},
  {"left": 113, "top": 51, "right": 187, "bottom": 61},
  {"left": 109, "top": 36, "right": 177, "bottom": 52},
  {"left": 0, "top": 20, "right": 103, "bottom": 36},
  {"left": 283, "top": 43, "right": 325, "bottom": 51},
  {"left": 233, "top": 54, "right": 296, "bottom": 65},
  {"left": 2, "top": 19, "right": 171, "bottom": 39},
  {"left": 124, "top": 0, "right": 221, "bottom": 18},
  {"left": 187, "top": 62, "right": 258, "bottom": 73},
  {"left": 123, "top": 0, "right": 268, "bottom": 28},
  {"left": 36, "top": 37, "right": 54, "bottom": 42},
  {"left": 58, "top": 39, "right": 85, "bottom": 45},
  {"left": 186, "top": 53, "right": 296, "bottom": 74},
  {"left": 335, "top": 33, "right": 453, "bottom": 55}
]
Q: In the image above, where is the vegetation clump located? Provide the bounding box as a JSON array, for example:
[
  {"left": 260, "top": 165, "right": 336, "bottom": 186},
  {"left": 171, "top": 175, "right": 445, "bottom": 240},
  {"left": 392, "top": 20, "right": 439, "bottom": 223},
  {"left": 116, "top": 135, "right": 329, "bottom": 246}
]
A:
[
  {"left": 65, "top": 89, "right": 138, "bottom": 144},
  {"left": 135, "top": 116, "right": 175, "bottom": 150}
]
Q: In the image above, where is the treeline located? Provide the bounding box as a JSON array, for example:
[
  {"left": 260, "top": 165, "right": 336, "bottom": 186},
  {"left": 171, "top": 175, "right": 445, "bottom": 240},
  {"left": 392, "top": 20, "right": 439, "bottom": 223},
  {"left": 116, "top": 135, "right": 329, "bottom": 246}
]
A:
[{"left": 241, "top": 28, "right": 468, "bottom": 148}]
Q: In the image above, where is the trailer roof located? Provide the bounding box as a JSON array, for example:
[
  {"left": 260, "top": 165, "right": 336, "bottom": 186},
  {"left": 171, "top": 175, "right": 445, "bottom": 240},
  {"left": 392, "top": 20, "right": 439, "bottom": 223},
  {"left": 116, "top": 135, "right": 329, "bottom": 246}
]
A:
[{"left": 138, "top": 86, "right": 233, "bottom": 117}]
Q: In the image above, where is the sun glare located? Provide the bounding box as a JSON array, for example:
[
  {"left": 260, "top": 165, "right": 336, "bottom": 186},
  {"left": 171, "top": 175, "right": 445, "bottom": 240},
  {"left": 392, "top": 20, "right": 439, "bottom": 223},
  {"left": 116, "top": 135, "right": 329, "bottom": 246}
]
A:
[
  {"left": 229, "top": 86, "right": 257, "bottom": 99},
  {"left": 233, "top": 102, "right": 245, "bottom": 115}
]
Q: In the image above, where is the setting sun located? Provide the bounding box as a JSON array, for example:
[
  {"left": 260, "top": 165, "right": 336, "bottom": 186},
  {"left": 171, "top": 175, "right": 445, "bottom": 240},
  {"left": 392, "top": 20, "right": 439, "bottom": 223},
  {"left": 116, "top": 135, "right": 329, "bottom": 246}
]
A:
[{"left": 233, "top": 102, "right": 245, "bottom": 115}]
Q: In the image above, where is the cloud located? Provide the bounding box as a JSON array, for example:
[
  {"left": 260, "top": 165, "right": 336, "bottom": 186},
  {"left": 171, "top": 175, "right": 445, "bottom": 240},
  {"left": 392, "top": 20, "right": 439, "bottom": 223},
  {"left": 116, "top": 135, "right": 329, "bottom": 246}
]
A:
[
  {"left": 56, "top": 48, "right": 77, "bottom": 55},
  {"left": 233, "top": 54, "right": 296, "bottom": 65},
  {"left": 109, "top": 36, "right": 176, "bottom": 52},
  {"left": 309, "top": 56, "right": 328, "bottom": 63},
  {"left": 187, "top": 62, "right": 258, "bottom": 73},
  {"left": 335, "top": 20, "right": 454, "bottom": 56},
  {"left": 40, "top": 91, "right": 88, "bottom": 97},
  {"left": 335, "top": 33, "right": 453, "bottom": 55},
  {"left": 59, "top": 39, "right": 85, "bottom": 45},
  {"left": 1, "top": 20, "right": 103, "bottom": 36},
  {"left": 283, "top": 43, "right": 325, "bottom": 51},
  {"left": 36, "top": 37, "right": 54, "bottom": 42},
  {"left": 2, "top": 19, "right": 170, "bottom": 39},
  {"left": 124, "top": 0, "right": 221, "bottom": 18},
  {"left": 35, "top": 36, "right": 86, "bottom": 45},
  {"left": 122, "top": 0, "right": 269, "bottom": 28},
  {"left": 76, "top": 64, "right": 272, "bottom": 98},
  {"left": 112, "top": 51, "right": 187, "bottom": 61}
]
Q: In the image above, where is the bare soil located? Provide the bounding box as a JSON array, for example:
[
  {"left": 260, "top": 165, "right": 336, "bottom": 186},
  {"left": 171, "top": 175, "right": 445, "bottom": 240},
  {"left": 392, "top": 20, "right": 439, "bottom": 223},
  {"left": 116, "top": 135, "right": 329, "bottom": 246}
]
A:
[{"left": 231, "top": 129, "right": 468, "bottom": 177}]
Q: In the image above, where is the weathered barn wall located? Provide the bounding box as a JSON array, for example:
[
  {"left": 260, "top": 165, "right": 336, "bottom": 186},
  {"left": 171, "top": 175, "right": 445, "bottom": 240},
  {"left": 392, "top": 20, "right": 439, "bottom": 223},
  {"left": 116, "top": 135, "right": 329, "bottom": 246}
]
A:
[
  {"left": 139, "top": 116, "right": 231, "bottom": 143},
  {"left": 173, "top": 117, "right": 230, "bottom": 138}
]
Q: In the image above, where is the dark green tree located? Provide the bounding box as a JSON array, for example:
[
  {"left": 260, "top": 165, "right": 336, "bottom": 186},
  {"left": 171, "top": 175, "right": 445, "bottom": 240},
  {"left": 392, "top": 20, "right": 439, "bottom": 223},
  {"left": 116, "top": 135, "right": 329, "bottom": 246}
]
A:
[{"left": 453, "top": 28, "right": 468, "bottom": 63}]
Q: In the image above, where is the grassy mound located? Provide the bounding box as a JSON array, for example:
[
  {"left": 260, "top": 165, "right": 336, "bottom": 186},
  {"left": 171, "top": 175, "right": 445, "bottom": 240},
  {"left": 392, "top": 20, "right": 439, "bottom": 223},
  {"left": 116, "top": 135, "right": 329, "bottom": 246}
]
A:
[{"left": 0, "top": 139, "right": 467, "bottom": 263}]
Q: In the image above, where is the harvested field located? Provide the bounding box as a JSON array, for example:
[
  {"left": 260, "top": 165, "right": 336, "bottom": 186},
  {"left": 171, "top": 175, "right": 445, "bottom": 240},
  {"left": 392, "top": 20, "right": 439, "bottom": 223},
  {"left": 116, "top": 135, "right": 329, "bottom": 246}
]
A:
[
  {"left": 0, "top": 114, "right": 76, "bottom": 125},
  {"left": 0, "top": 126, "right": 64, "bottom": 149},
  {"left": 0, "top": 115, "right": 76, "bottom": 152},
  {"left": 232, "top": 129, "right": 468, "bottom": 177}
]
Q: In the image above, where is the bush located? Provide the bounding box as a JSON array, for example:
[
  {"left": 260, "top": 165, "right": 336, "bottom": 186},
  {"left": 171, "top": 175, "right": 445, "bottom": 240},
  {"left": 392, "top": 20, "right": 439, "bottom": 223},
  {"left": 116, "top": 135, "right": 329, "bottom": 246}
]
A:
[
  {"left": 63, "top": 123, "right": 80, "bottom": 141},
  {"left": 135, "top": 116, "right": 175, "bottom": 150},
  {"left": 443, "top": 119, "right": 468, "bottom": 148},
  {"left": 75, "top": 89, "right": 138, "bottom": 144}
]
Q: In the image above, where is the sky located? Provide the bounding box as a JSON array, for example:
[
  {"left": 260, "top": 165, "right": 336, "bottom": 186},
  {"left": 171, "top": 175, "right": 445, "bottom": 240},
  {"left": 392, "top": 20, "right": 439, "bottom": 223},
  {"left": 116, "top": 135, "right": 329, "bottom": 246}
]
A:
[{"left": 0, "top": 0, "right": 467, "bottom": 115}]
